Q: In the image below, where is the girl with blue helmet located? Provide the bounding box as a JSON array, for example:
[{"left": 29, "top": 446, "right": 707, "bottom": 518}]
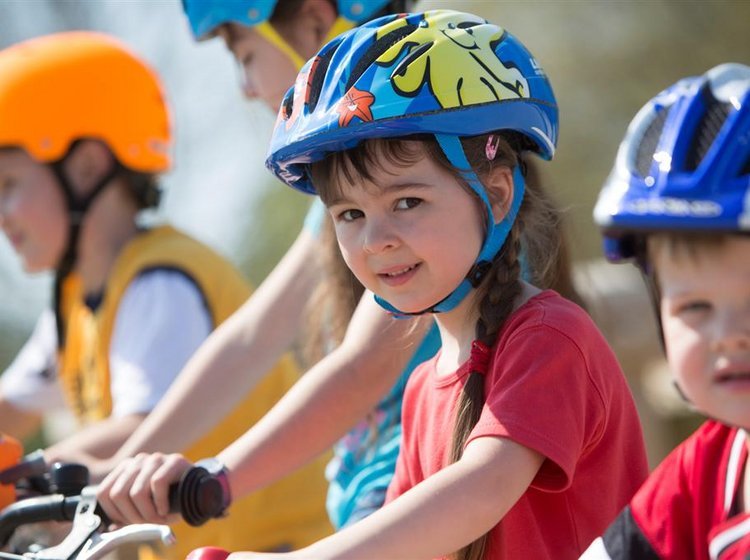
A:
[
  {"left": 97, "top": 0, "right": 444, "bottom": 536},
  {"left": 583, "top": 63, "right": 750, "bottom": 560},
  {"left": 97, "top": 3, "right": 582, "bottom": 554},
  {"left": 256, "top": 10, "right": 647, "bottom": 559}
]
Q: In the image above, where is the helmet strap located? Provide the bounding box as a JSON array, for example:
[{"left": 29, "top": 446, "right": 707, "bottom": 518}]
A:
[
  {"left": 256, "top": 22, "right": 306, "bottom": 71},
  {"left": 374, "top": 134, "right": 525, "bottom": 318},
  {"left": 50, "top": 145, "right": 120, "bottom": 348}
]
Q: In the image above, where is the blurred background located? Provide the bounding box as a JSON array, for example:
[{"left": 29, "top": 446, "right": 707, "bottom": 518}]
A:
[{"left": 0, "top": 0, "right": 747, "bottom": 465}]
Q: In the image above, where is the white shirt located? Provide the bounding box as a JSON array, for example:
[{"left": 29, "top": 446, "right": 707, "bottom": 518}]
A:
[{"left": 0, "top": 270, "right": 211, "bottom": 418}]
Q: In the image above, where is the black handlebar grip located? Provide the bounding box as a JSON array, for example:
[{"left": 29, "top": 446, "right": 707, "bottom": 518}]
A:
[
  {"left": 0, "top": 494, "right": 79, "bottom": 546},
  {"left": 169, "top": 465, "right": 224, "bottom": 527}
]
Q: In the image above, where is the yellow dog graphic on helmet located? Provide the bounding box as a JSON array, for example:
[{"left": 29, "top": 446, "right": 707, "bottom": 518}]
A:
[{"left": 375, "top": 11, "right": 529, "bottom": 109}]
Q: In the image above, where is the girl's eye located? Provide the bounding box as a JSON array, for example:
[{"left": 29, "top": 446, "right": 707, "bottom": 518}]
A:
[
  {"left": 395, "top": 197, "right": 421, "bottom": 210},
  {"left": 339, "top": 209, "right": 364, "bottom": 222}
]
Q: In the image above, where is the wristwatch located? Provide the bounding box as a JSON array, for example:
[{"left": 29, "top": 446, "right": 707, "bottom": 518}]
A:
[{"left": 195, "top": 457, "right": 232, "bottom": 516}]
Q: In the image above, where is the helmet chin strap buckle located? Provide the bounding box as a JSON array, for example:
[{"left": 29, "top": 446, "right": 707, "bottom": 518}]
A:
[{"left": 467, "top": 260, "right": 492, "bottom": 288}]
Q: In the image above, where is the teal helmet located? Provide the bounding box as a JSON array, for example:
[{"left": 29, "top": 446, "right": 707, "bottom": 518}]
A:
[{"left": 182, "top": 0, "right": 406, "bottom": 40}]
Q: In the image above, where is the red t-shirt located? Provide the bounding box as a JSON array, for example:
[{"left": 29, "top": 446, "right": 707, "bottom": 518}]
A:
[
  {"left": 385, "top": 291, "right": 648, "bottom": 560},
  {"left": 630, "top": 421, "right": 750, "bottom": 560}
]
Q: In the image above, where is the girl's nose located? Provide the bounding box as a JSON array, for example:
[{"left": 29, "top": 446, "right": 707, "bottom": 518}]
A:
[{"left": 362, "top": 216, "right": 399, "bottom": 255}]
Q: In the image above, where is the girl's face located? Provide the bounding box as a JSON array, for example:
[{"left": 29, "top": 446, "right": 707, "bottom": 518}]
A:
[
  {"left": 656, "top": 236, "right": 750, "bottom": 427},
  {"left": 0, "top": 149, "right": 67, "bottom": 272},
  {"left": 326, "top": 146, "right": 486, "bottom": 314}
]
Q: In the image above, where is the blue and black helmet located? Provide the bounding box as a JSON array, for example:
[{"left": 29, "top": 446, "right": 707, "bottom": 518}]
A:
[{"left": 595, "top": 63, "right": 750, "bottom": 263}]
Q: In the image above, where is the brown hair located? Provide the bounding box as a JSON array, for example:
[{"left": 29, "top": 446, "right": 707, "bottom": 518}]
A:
[
  {"left": 646, "top": 231, "right": 734, "bottom": 296},
  {"left": 311, "top": 133, "right": 564, "bottom": 560},
  {"left": 302, "top": 216, "right": 364, "bottom": 364}
]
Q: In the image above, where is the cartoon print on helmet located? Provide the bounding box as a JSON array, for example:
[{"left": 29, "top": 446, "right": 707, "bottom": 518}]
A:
[
  {"left": 337, "top": 87, "right": 376, "bottom": 126},
  {"left": 375, "top": 11, "right": 528, "bottom": 109},
  {"left": 267, "top": 9, "right": 558, "bottom": 196}
]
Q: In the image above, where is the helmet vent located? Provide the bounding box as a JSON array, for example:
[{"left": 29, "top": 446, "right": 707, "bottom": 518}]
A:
[
  {"left": 685, "top": 92, "right": 731, "bottom": 171},
  {"left": 345, "top": 23, "right": 417, "bottom": 91},
  {"left": 740, "top": 154, "right": 750, "bottom": 177},
  {"left": 307, "top": 46, "right": 337, "bottom": 114},
  {"left": 635, "top": 106, "right": 670, "bottom": 178}
]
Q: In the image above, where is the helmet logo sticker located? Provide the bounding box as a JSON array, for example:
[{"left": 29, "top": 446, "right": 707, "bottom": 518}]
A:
[
  {"left": 337, "top": 87, "right": 375, "bottom": 127},
  {"left": 623, "top": 197, "right": 722, "bottom": 218},
  {"left": 376, "top": 12, "right": 529, "bottom": 109}
]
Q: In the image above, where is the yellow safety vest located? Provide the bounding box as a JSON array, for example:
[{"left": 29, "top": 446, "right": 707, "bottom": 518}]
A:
[{"left": 57, "top": 225, "right": 331, "bottom": 557}]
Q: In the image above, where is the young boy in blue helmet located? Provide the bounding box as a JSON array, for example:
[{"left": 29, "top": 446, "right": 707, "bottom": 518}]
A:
[
  {"left": 582, "top": 63, "right": 750, "bottom": 559},
  {"left": 97, "top": 0, "right": 444, "bottom": 534}
]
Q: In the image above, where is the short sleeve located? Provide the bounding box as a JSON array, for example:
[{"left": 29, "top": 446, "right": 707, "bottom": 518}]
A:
[
  {"left": 468, "top": 324, "right": 605, "bottom": 491},
  {"left": 0, "top": 309, "right": 65, "bottom": 412},
  {"left": 108, "top": 270, "right": 212, "bottom": 418}
]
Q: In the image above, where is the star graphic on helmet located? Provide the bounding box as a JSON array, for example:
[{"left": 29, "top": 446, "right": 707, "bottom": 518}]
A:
[{"left": 337, "top": 87, "right": 375, "bottom": 127}]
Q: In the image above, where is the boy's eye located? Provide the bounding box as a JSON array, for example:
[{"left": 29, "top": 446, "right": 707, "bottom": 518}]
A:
[
  {"left": 0, "top": 178, "right": 16, "bottom": 198},
  {"left": 677, "top": 300, "right": 712, "bottom": 315},
  {"left": 395, "top": 197, "right": 422, "bottom": 210}
]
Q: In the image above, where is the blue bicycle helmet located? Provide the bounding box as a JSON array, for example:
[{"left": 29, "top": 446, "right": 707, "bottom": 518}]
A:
[
  {"left": 265, "top": 9, "right": 558, "bottom": 315},
  {"left": 182, "top": 0, "right": 401, "bottom": 40},
  {"left": 595, "top": 63, "right": 750, "bottom": 263}
]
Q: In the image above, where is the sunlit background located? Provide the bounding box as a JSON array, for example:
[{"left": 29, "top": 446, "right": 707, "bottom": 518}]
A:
[{"left": 0, "top": 0, "right": 747, "bottom": 464}]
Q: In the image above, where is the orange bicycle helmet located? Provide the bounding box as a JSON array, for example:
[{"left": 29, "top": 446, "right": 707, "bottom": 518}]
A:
[
  {"left": 0, "top": 434, "right": 22, "bottom": 511},
  {"left": 0, "top": 31, "right": 171, "bottom": 172}
]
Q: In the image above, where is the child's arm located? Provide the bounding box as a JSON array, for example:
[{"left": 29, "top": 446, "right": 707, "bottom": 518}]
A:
[
  {"left": 0, "top": 396, "right": 41, "bottom": 441},
  {"left": 218, "top": 294, "right": 430, "bottom": 499},
  {"left": 97, "top": 292, "right": 429, "bottom": 523},
  {"left": 43, "top": 414, "right": 147, "bottom": 463},
  {"left": 86, "top": 229, "right": 320, "bottom": 480},
  {"left": 234, "top": 435, "right": 543, "bottom": 560}
]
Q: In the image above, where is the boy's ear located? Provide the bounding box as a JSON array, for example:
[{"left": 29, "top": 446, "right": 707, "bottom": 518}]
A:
[
  {"left": 64, "top": 140, "right": 116, "bottom": 198},
  {"left": 485, "top": 166, "right": 515, "bottom": 224}
]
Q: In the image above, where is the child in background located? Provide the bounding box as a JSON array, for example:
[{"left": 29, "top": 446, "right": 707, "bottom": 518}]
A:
[
  {"left": 0, "top": 31, "right": 330, "bottom": 557},
  {"left": 582, "top": 63, "right": 750, "bottom": 560},
  {"left": 254, "top": 9, "right": 648, "bottom": 559}
]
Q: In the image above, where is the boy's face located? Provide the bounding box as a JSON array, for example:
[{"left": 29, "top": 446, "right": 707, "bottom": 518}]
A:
[
  {"left": 0, "top": 149, "right": 67, "bottom": 272},
  {"left": 655, "top": 235, "right": 750, "bottom": 427},
  {"left": 218, "top": 22, "right": 304, "bottom": 109}
]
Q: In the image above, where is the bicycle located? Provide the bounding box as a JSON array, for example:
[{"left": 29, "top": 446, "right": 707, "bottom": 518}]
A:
[{"left": 0, "top": 454, "right": 226, "bottom": 560}]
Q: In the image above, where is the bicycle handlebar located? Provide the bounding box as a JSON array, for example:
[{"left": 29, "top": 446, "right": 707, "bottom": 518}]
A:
[
  {"left": 0, "top": 450, "right": 46, "bottom": 486},
  {"left": 0, "top": 493, "right": 76, "bottom": 546},
  {"left": 0, "top": 462, "right": 226, "bottom": 547}
]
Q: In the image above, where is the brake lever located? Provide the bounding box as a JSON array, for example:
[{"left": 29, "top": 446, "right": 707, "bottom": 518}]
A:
[
  {"left": 33, "top": 491, "right": 101, "bottom": 560},
  {"left": 76, "top": 524, "right": 175, "bottom": 560}
]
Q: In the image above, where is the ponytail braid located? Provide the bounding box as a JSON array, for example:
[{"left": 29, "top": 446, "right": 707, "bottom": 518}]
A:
[{"left": 449, "top": 224, "right": 524, "bottom": 560}]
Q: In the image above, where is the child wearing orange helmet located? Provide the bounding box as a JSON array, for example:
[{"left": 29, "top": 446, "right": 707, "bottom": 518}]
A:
[{"left": 0, "top": 31, "right": 330, "bottom": 557}]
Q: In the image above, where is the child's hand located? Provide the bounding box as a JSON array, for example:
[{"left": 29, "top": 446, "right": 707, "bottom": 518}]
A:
[
  {"left": 96, "top": 452, "right": 191, "bottom": 525},
  {"left": 228, "top": 554, "right": 294, "bottom": 559}
]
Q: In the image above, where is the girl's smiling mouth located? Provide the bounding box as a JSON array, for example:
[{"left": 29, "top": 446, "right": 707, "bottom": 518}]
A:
[{"left": 377, "top": 263, "right": 421, "bottom": 286}]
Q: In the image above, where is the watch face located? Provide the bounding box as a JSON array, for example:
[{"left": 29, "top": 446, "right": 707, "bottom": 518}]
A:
[
  {"left": 197, "top": 458, "right": 223, "bottom": 475},
  {"left": 195, "top": 458, "right": 231, "bottom": 512}
]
